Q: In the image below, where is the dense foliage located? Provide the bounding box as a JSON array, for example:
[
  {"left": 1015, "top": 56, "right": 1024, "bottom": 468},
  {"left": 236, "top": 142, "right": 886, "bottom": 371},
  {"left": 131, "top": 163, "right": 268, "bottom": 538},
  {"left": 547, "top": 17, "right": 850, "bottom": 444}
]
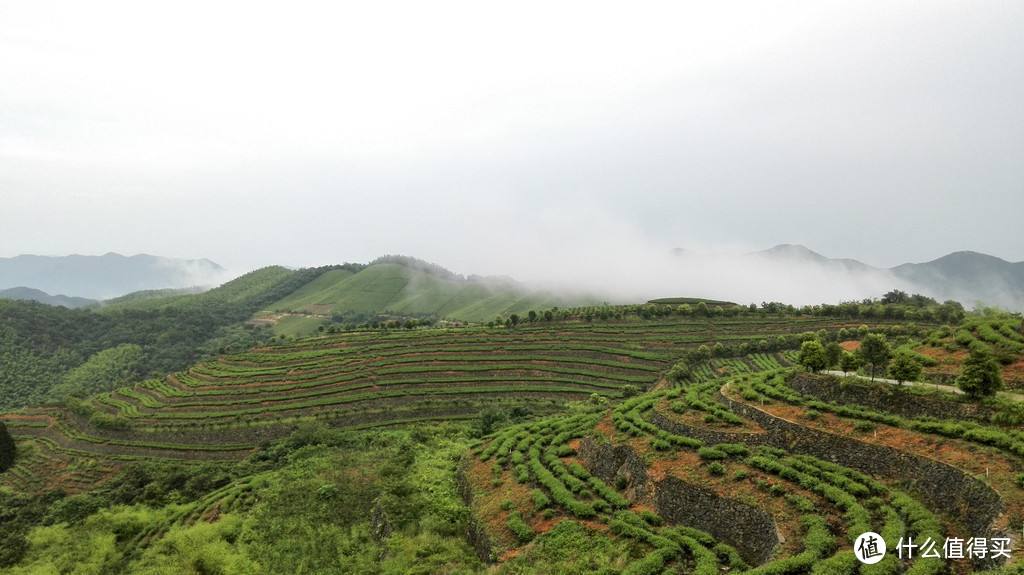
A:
[
  {"left": 0, "top": 422, "right": 14, "bottom": 472},
  {"left": 0, "top": 424, "right": 481, "bottom": 574},
  {"left": 3, "top": 294, "right": 1023, "bottom": 574},
  {"left": 957, "top": 345, "right": 1005, "bottom": 398},
  {"left": 0, "top": 266, "right": 337, "bottom": 410}
]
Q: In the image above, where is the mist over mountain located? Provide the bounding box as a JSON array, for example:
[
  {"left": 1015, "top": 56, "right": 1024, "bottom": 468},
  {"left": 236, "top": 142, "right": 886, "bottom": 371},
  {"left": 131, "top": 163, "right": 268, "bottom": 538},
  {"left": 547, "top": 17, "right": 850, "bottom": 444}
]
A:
[
  {"left": 891, "top": 251, "right": 1024, "bottom": 310},
  {"left": 0, "top": 253, "right": 226, "bottom": 300},
  {"left": 3, "top": 246, "right": 1022, "bottom": 312},
  {"left": 742, "top": 244, "right": 1024, "bottom": 311}
]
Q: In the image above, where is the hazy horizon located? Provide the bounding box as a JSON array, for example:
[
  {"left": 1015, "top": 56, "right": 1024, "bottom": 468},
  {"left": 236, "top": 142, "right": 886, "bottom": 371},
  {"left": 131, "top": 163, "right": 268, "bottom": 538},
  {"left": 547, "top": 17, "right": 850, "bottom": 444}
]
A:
[{"left": 3, "top": 1, "right": 1023, "bottom": 299}]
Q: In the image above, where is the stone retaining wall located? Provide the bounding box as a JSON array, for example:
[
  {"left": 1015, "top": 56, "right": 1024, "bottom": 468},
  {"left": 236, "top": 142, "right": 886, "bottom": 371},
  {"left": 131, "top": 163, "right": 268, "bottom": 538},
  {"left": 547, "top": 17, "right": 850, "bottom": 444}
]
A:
[
  {"left": 456, "top": 456, "right": 496, "bottom": 563},
  {"left": 578, "top": 437, "right": 779, "bottom": 564},
  {"left": 789, "top": 373, "right": 994, "bottom": 422},
  {"left": 716, "top": 389, "right": 1005, "bottom": 539},
  {"left": 648, "top": 411, "right": 769, "bottom": 447},
  {"left": 655, "top": 476, "right": 779, "bottom": 565}
]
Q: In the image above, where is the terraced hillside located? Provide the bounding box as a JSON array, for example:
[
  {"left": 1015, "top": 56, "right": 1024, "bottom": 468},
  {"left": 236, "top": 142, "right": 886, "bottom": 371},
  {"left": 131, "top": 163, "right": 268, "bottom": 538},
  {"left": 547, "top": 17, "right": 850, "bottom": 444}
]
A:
[
  {"left": 466, "top": 369, "right": 1024, "bottom": 574},
  {"left": 917, "top": 315, "right": 1024, "bottom": 389},
  {"left": 0, "top": 315, "right": 901, "bottom": 480},
  {"left": 2, "top": 310, "right": 1021, "bottom": 573}
]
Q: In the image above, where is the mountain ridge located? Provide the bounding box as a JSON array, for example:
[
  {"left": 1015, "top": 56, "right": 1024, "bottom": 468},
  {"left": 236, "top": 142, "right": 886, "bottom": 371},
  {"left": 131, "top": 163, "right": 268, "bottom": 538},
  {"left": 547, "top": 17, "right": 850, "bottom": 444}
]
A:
[
  {"left": 0, "top": 253, "right": 226, "bottom": 300},
  {"left": 745, "top": 244, "right": 1024, "bottom": 310},
  {"left": 0, "top": 287, "right": 98, "bottom": 309}
]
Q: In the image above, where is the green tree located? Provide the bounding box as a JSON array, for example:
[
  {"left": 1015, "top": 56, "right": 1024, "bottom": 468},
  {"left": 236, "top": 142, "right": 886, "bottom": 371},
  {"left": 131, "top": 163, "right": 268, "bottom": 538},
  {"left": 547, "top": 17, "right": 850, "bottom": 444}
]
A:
[
  {"left": 887, "top": 351, "right": 922, "bottom": 385},
  {"left": 857, "top": 333, "right": 891, "bottom": 381},
  {"left": 824, "top": 341, "right": 843, "bottom": 369},
  {"left": 957, "top": 346, "right": 1004, "bottom": 399},
  {"left": 666, "top": 360, "right": 691, "bottom": 383},
  {"left": 477, "top": 408, "right": 503, "bottom": 436},
  {"left": 839, "top": 351, "right": 861, "bottom": 375},
  {"left": 798, "top": 340, "right": 828, "bottom": 373},
  {"left": 693, "top": 345, "right": 712, "bottom": 362}
]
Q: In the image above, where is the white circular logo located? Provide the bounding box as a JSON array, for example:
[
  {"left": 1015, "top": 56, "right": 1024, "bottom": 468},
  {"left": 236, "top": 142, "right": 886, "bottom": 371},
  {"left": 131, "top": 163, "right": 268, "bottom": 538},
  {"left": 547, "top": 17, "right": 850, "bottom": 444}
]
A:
[{"left": 854, "top": 532, "right": 887, "bottom": 564}]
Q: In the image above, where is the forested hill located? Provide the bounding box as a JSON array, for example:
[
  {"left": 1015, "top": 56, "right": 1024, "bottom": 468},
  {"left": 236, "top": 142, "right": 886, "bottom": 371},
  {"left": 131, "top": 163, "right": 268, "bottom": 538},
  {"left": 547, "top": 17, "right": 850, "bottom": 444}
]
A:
[
  {"left": 0, "top": 257, "right": 593, "bottom": 410},
  {"left": 0, "top": 266, "right": 333, "bottom": 410}
]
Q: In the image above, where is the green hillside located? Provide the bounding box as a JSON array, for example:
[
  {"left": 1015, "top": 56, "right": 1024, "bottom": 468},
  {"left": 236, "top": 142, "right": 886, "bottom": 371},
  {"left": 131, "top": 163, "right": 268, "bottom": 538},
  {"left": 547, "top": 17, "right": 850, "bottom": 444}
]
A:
[
  {"left": 0, "top": 267, "right": 330, "bottom": 410},
  {"left": 268, "top": 260, "right": 590, "bottom": 323},
  {"left": 100, "top": 266, "right": 298, "bottom": 312},
  {"left": 5, "top": 303, "right": 1022, "bottom": 573}
]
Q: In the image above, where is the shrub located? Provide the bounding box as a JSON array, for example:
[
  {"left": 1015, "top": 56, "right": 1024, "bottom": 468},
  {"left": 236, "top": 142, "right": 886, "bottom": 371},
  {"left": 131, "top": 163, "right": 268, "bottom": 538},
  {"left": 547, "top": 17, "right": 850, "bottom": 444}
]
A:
[
  {"left": 638, "top": 511, "right": 663, "bottom": 526},
  {"left": 531, "top": 489, "right": 551, "bottom": 510},
  {"left": 651, "top": 438, "right": 672, "bottom": 451},
  {"left": 717, "top": 443, "right": 750, "bottom": 457},
  {"left": 514, "top": 464, "right": 530, "bottom": 483},
  {"left": 88, "top": 412, "right": 132, "bottom": 431},
  {"left": 500, "top": 500, "right": 514, "bottom": 511},
  {"left": 733, "top": 470, "right": 749, "bottom": 481},
  {"left": 506, "top": 511, "right": 534, "bottom": 543},
  {"left": 853, "top": 420, "right": 876, "bottom": 433},
  {"left": 588, "top": 477, "right": 629, "bottom": 509},
  {"left": 697, "top": 447, "right": 727, "bottom": 460},
  {"left": 707, "top": 462, "right": 726, "bottom": 476}
]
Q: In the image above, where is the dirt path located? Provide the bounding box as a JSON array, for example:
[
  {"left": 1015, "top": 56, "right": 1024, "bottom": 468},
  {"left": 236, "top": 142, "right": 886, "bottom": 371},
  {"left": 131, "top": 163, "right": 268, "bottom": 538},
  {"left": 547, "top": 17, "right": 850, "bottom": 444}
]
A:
[{"left": 822, "top": 370, "right": 1024, "bottom": 402}]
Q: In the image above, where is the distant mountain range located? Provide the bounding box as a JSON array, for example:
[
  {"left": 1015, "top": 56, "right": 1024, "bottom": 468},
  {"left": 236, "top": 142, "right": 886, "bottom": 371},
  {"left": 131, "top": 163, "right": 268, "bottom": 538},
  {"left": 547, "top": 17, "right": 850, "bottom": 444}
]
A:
[
  {"left": 0, "top": 287, "right": 97, "bottom": 309},
  {"left": 2, "top": 247, "right": 1022, "bottom": 313},
  {"left": 0, "top": 253, "right": 225, "bottom": 300},
  {"left": 747, "top": 244, "right": 1024, "bottom": 310}
]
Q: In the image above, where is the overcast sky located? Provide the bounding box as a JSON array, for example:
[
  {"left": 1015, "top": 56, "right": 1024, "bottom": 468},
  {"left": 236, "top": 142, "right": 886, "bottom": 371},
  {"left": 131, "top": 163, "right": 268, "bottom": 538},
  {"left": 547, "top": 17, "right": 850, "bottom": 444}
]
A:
[{"left": 2, "top": 0, "right": 1023, "bottom": 281}]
